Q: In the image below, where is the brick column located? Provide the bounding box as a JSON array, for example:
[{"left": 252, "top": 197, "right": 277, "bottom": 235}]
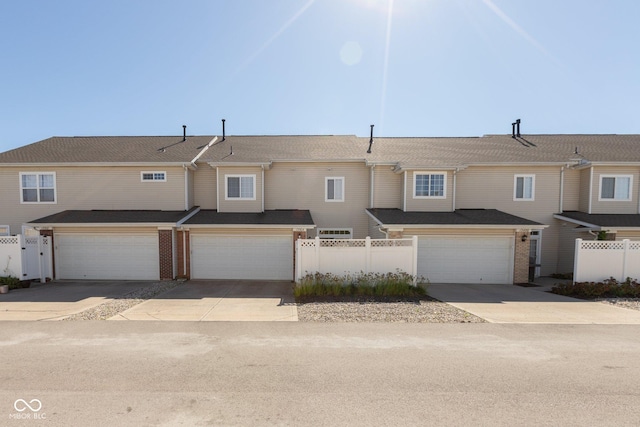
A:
[
  {"left": 176, "top": 230, "right": 190, "bottom": 279},
  {"left": 387, "top": 230, "right": 403, "bottom": 239},
  {"left": 158, "top": 230, "right": 173, "bottom": 280},
  {"left": 513, "top": 231, "right": 530, "bottom": 284}
]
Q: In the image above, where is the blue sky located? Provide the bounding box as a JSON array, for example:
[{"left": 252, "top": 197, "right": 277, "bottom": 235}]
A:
[{"left": 1, "top": 0, "right": 639, "bottom": 153}]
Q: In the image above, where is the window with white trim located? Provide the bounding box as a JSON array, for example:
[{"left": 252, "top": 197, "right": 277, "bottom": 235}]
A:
[
  {"left": 226, "top": 175, "right": 256, "bottom": 200},
  {"left": 414, "top": 172, "right": 446, "bottom": 198},
  {"left": 600, "top": 175, "right": 632, "bottom": 200},
  {"left": 514, "top": 175, "right": 535, "bottom": 200},
  {"left": 325, "top": 177, "right": 344, "bottom": 202},
  {"left": 141, "top": 171, "right": 166, "bottom": 182},
  {"left": 0, "top": 226, "right": 9, "bottom": 236},
  {"left": 20, "top": 172, "right": 56, "bottom": 203}
]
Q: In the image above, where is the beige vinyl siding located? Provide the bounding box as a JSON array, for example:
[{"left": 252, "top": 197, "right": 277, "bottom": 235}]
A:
[
  {"left": 188, "top": 228, "right": 293, "bottom": 237},
  {"left": 193, "top": 166, "right": 217, "bottom": 209},
  {"left": 0, "top": 166, "right": 186, "bottom": 234},
  {"left": 555, "top": 223, "right": 592, "bottom": 274},
  {"left": 616, "top": 231, "right": 640, "bottom": 240},
  {"left": 404, "top": 171, "right": 453, "bottom": 212},
  {"left": 367, "top": 216, "right": 386, "bottom": 238},
  {"left": 455, "top": 165, "right": 561, "bottom": 276},
  {"left": 264, "top": 162, "right": 370, "bottom": 238},
  {"left": 579, "top": 168, "right": 591, "bottom": 212},
  {"left": 373, "top": 166, "right": 402, "bottom": 208},
  {"left": 217, "top": 166, "right": 263, "bottom": 213},
  {"left": 403, "top": 228, "right": 515, "bottom": 237},
  {"left": 590, "top": 166, "right": 639, "bottom": 214},
  {"left": 562, "top": 168, "right": 581, "bottom": 211}
]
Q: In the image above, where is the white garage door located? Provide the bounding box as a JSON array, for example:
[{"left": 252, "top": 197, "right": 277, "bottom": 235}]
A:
[
  {"left": 191, "top": 235, "right": 292, "bottom": 280},
  {"left": 56, "top": 234, "right": 159, "bottom": 280},
  {"left": 418, "top": 236, "right": 513, "bottom": 284}
]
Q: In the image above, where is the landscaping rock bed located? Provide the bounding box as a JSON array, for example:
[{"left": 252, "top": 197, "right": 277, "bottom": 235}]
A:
[{"left": 297, "top": 296, "right": 485, "bottom": 323}]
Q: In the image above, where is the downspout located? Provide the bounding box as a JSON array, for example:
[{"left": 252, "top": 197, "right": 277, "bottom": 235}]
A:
[
  {"left": 403, "top": 171, "right": 407, "bottom": 212},
  {"left": 559, "top": 166, "right": 565, "bottom": 213},
  {"left": 184, "top": 165, "right": 189, "bottom": 211},
  {"left": 261, "top": 165, "right": 265, "bottom": 212},
  {"left": 216, "top": 167, "right": 220, "bottom": 211},
  {"left": 452, "top": 169, "right": 457, "bottom": 211},
  {"left": 588, "top": 167, "right": 594, "bottom": 214},
  {"left": 369, "top": 165, "right": 375, "bottom": 208}
]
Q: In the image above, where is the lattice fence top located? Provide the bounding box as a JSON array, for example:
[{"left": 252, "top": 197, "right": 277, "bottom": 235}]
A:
[
  {"left": 580, "top": 241, "right": 624, "bottom": 250},
  {"left": 0, "top": 236, "right": 19, "bottom": 245},
  {"left": 299, "top": 238, "right": 414, "bottom": 248},
  {"left": 25, "top": 237, "right": 39, "bottom": 245},
  {"left": 629, "top": 242, "right": 640, "bottom": 251}
]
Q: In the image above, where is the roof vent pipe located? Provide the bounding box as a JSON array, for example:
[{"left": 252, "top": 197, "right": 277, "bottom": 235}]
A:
[
  {"left": 511, "top": 122, "right": 516, "bottom": 138},
  {"left": 183, "top": 125, "right": 187, "bottom": 141},
  {"left": 367, "top": 124, "right": 374, "bottom": 154},
  {"left": 222, "top": 119, "right": 226, "bottom": 141},
  {"left": 516, "top": 119, "right": 521, "bottom": 138}
]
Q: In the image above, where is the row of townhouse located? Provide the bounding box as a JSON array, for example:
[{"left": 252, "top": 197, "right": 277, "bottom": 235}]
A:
[{"left": 1, "top": 126, "right": 639, "bottom": 284}]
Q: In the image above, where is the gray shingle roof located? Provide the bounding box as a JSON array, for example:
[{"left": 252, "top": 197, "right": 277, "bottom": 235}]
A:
[
  {"left": 556, "top": 211, "right": 640, "bottom": 228},
  {"left": 28, "top": 209, "right": 197, "bottom": 224},
  {"left": 367, "top": 208, "right": 543, "bottom": 227},
  {"left": 2, "top": 133, "right": 640, "bottom": 166},
  {"left": 184, "top": 210, "right": 315, "bottom": 226}
]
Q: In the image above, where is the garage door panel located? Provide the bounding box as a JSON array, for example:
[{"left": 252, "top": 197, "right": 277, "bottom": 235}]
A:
[
  {"left": 192, "top": 235, "right": 292, "bottom": 280},
  {"left": 418, "top": 236, "right": 513, "bottom": 284},
  {"left": 56, "top": 234, "right": 159, "bottom": 280}
]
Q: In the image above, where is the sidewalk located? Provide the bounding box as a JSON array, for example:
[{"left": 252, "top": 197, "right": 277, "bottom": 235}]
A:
[{"left": 427, "top": 280, "right": 640, "bottom": 324}]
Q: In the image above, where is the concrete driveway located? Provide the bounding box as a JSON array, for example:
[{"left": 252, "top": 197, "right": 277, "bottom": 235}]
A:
[
  {"left": 428, "top": 282, "right": 640, "bottom": 324},
  {"left": 110, "top": 280, "right": 297, "bottom": 321},
  {"left": 0, "top": 281, "right": 154, "bottom": 321}
]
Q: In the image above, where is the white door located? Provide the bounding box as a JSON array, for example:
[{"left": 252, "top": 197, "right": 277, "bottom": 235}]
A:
[
  {"left": 56, "top": 234, "right": 159, "bottom": 280},
  {"left": 418, "top": 236, "right": 513, "bottom": 284},
  {"left": 191, "top": 235, "right": 292, "bottom": 280}
]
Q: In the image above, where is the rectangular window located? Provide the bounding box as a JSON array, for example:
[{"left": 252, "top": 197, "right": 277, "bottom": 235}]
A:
[
  {"left": 325, "top": 177, "right": 344, "bottom": 202},
  {"left": 20, "top": 172, "right": 56, "bottom": 203},
  {"left": 414, "top": 172, "right": 446, "bottom": 198},
  {"left": 226, "top": 175, "right": 255, "bottom": 200},
  {"left": 0, "top": 225, "right": 9, "bottom": 236},
  {"left": 600, "top": 175, "right": 632, "bottom": 200},
  {"left": 514, "top": 175, "right": 535, "bottom": 200},
  {"left": 141, "top": 171, "right": 166, "bottom": 182}
]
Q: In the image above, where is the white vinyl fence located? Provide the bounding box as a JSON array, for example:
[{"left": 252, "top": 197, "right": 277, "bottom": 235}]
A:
[
  {"left": 0, "top": 235, "right": 52, "bottom": 282},
  {"left": 295, "top": 236, "right": 418, "bottom": 282},
  {"left": 573, "top": 239, "right": 640, "bottom": 283}
]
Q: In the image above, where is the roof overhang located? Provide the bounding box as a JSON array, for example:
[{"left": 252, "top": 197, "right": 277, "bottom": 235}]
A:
[{"left": 554, "top": 212, "right": 640, "bottom": 232}]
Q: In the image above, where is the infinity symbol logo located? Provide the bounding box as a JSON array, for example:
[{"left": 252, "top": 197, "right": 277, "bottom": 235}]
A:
[{"left": 14, "top": 399, "right": 42, "bottom": 412}]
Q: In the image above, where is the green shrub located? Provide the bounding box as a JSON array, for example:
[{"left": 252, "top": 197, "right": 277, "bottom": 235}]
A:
[
  {"left": 0, "top": 276, "right": 22, "bottom": 290},
  {"left": 294, "top": 271, "right": 428, "bottom": 301},
  {"left": 551, "top": 277, "right": 640, "bottom": 299}
]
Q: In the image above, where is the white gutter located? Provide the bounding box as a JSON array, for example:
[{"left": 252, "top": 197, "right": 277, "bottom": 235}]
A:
[
  {"left": 403, "top": 171, "right": 407, "bottom": 212},
  {"left": 588, "top": 166, "right": 594, "bottom": 214},
  {"left": 182, "top": 224, "right": 316, "bottom": 229},
  {"left": 452, "top": 169, "right": 457, "bottom": 211},
  {"left": 370, "top": 165, "right": 375, "bottom": 209},
  {"left": 559, "top": 166, "right": 564, "bottom": 213}
]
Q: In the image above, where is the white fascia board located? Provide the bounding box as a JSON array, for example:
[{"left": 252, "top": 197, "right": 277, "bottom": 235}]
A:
[
  {"left": 393, "top": 165, "right": 462, "bottom": 173},
  {"left": 364, "top": 209, "right": 383, "bottom": 224},
  {"left": 377, "top": 223, "right": 548, "bottom": 230},
  {"left": 0, "top": 162, "right": 190, "bottom": 167},
  {"left": 208, "top": 162, "right": 272, "bottom": 169},
  {"left": 553, "top": 214, "right": 599, "bottom": 229},
  {"left": 27, "top": 222, "right": 180, "bottom": 228}
]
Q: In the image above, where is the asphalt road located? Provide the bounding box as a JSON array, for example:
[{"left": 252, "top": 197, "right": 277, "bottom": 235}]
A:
[{"left": 1, "top": 322, "right": 640, "bottom": 426}]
